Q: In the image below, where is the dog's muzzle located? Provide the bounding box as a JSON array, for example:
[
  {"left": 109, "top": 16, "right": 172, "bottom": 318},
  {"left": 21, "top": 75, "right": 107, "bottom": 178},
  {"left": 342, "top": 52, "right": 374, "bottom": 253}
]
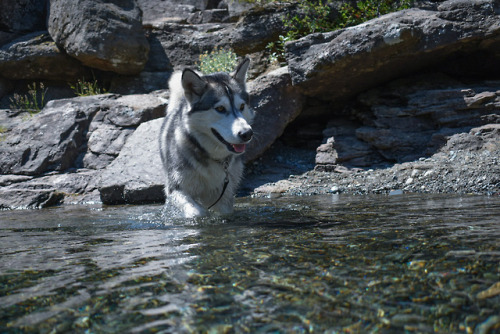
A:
[{"left": 211, "top": 128, "right": 252, "bottom": 154}]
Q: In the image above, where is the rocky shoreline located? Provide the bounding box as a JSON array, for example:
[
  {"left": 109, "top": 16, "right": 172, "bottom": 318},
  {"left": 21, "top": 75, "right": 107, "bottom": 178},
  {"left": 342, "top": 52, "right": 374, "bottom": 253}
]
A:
[
  {"left": 248, "top": 124, "right": 500, "bottom": 198},
  {"left": 1, "top": 0, "right": 499, "bottom": 209}
]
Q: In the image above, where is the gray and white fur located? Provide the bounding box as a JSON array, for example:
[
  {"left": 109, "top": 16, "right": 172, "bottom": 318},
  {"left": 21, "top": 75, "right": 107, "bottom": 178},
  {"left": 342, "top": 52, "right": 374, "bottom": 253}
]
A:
[{"left": 159, "top": 58, "right": 254, "bottom": 218}]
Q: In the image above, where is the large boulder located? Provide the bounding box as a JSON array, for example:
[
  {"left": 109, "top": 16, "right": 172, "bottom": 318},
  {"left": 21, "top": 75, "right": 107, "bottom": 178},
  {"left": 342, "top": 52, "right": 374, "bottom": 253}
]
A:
[
  {"left": 286, "top": 0, "right": 500, "bottom": 102},
  {"left": 0, "top": 185, "right": 64, "bottom": 209},
  {"left": 0, "top": 32, "right": 87, "bottom": 81},
  {"left": 98, "top": 118, "right": 165, "bottom": 204},
  {"left": 47, "top": 0, "right": 150, "bottom": 75},
  {"left": 0, "top": 95, "right": 105, "bottom": 175},
  {"left": 246, "top": 66, "right": 305, "bottom": 162}
]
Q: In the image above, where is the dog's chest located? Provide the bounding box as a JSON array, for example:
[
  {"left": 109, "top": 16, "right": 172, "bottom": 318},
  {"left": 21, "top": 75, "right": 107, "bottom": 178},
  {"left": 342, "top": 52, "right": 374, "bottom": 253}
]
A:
[{"left": 184, "top": 161, "right": 227, "bottom": 197}]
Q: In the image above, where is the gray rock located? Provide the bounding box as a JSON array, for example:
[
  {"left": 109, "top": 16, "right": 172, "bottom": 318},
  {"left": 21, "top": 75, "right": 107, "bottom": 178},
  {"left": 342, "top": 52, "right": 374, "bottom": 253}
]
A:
[
  {"left": 48, "top": 0, "right": 150, "bottom": 75},
  {"left": 0, "top": 185, "right": 64, "bottom": 209},
  {"left": 0, "top": 32, "right": 87, "bottom": 81},
  {"left": 105, "top": 94, "right": 166, "bottom": 127},
  {"left": 245, "top": 66, "right": 305, "bottom": 162},
  {"left": 315, "top": 137, "right": 338, "bottom": 172},
  {"left": 0, "top": 0, "right": 47, "bottom": 33},
  {"left": 442, "top": 124, "right": 500, "bottom": 153},
  {"left": 83, "top": 122, "right": 134, "bottom": 170},
  {"left": 138, "top": 0, "right": 219, "bottom": 25},
  {"left": 286, "top": 0, "right": 500, "bottom": 102},
  {"left": 228, "top": 3, "right": 292, "bottom": 55},
  {"left": 0, "top": 95, "right": 106, "bottom": 175},
  {"left": 321, "top": 118, "right": 383, "bottom": 167},
  {"left": 98, "top": 118, "right": 165, "bottom": 204},
  {"left": 87, "top": 124, "right": 134, "bottom": 156},
  {"left": 355, "top": 127, "right": 434, "bottom": 162},
  {"left": 187, "top": 9, "right": 229, "bottom": 24},
  {"left": 109, "top": 72, "right": 171, "bottom": 95},
  {"left": 0, "top": 175, "right": 33, "bottom": 187},
  {"left": 149, "top": 23, "right": 233, "bottom": 70},
  {"left": 82, "top": 152, "right": 116, "bottom": 171},
  {"left": 28, "top": 169, "right": 100, "bottom": 195},
  {"left": 252, "top": 121, "right": 500, "bottom": 197},
  {"left": 81, "top": 93, "right": 167, "bottom": 169},
  {"left": 225, "top": 0, "right": 254, "bottom": 19},
  {"left": 138, "top": 0, "right": 196, "bottom": 25},
  {"left": 0, "top": 167, "right": 101, "bottom": 210}
]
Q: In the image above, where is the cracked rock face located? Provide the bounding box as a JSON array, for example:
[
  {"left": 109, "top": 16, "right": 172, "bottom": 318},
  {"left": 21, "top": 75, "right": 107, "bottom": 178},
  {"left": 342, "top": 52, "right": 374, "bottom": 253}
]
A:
[
  {"left": 0, "top": 94, "right": 166, "bottom": 176},
  {"left": 285, "top": 0, "right": 500, "bottom": 101},
  {"left": 316, "top": 75, "right": 500, "bottom": 168},
  {"left": 0, "top": 32, "right": 88, "bottom": 81}
]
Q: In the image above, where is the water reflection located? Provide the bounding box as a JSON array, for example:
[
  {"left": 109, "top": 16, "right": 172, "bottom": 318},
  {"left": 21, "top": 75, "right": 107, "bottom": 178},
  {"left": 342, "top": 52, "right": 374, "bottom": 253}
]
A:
[{"left": 0, "top": 194, "right": 499, "bottom": 333}]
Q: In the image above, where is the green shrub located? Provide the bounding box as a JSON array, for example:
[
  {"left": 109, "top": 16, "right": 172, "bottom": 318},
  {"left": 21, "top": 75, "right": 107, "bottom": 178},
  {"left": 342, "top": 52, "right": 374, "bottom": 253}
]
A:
[
  {"left": 267, "top": 0, "right": 335, "bottom": 65},
  {"left": 9, "top": 82, "right": 48, "bottom": 115},
  {"left": 338, "top": 0, "right": 412, "bottom": 29},
  {"left": 264, "top": 0, "right": 412, "bottom": 65},
  {"left": 198, "top": 48, "right": 239, "bottom": 74}
]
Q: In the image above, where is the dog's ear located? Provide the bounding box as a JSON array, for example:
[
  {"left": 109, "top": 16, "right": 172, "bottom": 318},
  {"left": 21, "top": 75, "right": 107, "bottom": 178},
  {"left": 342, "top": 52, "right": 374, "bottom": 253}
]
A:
[
  {"left": 232, "top": 57, "right": 250, "bottom": 86},
  {"left": 182, "top": 69, "right": 207, "bottom": 102}
]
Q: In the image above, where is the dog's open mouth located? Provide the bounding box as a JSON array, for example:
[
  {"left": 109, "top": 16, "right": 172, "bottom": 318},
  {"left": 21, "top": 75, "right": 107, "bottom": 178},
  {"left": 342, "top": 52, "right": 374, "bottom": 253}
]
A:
[{"left": 211, "top": 128, "right": 246, "bottom": 154}]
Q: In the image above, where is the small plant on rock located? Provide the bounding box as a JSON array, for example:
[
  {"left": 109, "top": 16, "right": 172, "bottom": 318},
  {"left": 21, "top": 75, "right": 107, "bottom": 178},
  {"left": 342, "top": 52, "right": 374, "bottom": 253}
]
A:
[
  {"left": 9, "top": 82, "right": 48, "bottom": 115},
  {"left": 0, "top": 125, "right": 7, "bottom": 142},
  {"left": 198, "top": 47, "right": 239, "bottom": 74},
  {"left": 70, "top": 76, "right": 108, "bottom": 96}
]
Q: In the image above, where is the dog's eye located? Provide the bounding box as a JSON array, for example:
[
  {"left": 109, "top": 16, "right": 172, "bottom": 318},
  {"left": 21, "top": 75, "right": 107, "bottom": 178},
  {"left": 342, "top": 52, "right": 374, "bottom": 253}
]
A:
[
  {"left": 239, "top": 103, "right": 245, "bottom": 111},
  {"left": 215, "top": 106, "right": 226, "bottom": 113}
]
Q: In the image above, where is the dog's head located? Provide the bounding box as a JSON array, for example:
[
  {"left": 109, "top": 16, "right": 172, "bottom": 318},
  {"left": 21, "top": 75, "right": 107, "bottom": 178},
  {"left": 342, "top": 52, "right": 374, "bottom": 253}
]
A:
[{"left": 181, "top": 58, "right": 254, "bottom": 156}]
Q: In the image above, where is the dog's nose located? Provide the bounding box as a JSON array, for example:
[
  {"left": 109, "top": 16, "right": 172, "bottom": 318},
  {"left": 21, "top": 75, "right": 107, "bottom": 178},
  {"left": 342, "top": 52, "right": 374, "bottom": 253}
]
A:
[{"left": 238, "top": 128, "right": 253, "bottom": 142}]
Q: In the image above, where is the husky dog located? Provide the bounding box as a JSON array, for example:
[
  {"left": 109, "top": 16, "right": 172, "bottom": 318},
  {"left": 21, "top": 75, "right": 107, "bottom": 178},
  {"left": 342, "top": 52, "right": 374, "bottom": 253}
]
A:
[{"left": 159, "top": 58, "right": 254, "bottom": 218}]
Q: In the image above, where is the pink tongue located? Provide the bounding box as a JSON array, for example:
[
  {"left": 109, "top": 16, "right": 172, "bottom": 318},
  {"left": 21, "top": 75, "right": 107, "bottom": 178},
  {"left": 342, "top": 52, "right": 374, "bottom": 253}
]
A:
[{"left": 232, "top": 144, "right": 246, "bottom": 153}]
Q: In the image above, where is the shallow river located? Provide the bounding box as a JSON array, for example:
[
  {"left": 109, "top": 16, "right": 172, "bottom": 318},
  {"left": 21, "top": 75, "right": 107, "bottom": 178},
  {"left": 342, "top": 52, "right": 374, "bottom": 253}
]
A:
[{"left": 1, "top": 194, "right": 499, "bottom": 333}]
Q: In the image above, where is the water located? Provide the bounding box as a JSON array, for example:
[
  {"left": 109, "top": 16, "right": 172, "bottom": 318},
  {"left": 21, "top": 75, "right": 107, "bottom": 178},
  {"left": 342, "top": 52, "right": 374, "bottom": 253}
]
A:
[{"left": 0, "top": 194, "right": 499, "bottom": 333}]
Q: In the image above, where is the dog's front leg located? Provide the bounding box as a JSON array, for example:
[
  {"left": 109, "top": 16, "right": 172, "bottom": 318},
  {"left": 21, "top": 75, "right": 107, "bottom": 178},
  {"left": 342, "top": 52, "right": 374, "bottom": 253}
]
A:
[
  {"left": 169, "top": 190, "right": 208, "bottom": 218},
  {"left": 212, "top": 195, "right": 234, "bottom": 215}
]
